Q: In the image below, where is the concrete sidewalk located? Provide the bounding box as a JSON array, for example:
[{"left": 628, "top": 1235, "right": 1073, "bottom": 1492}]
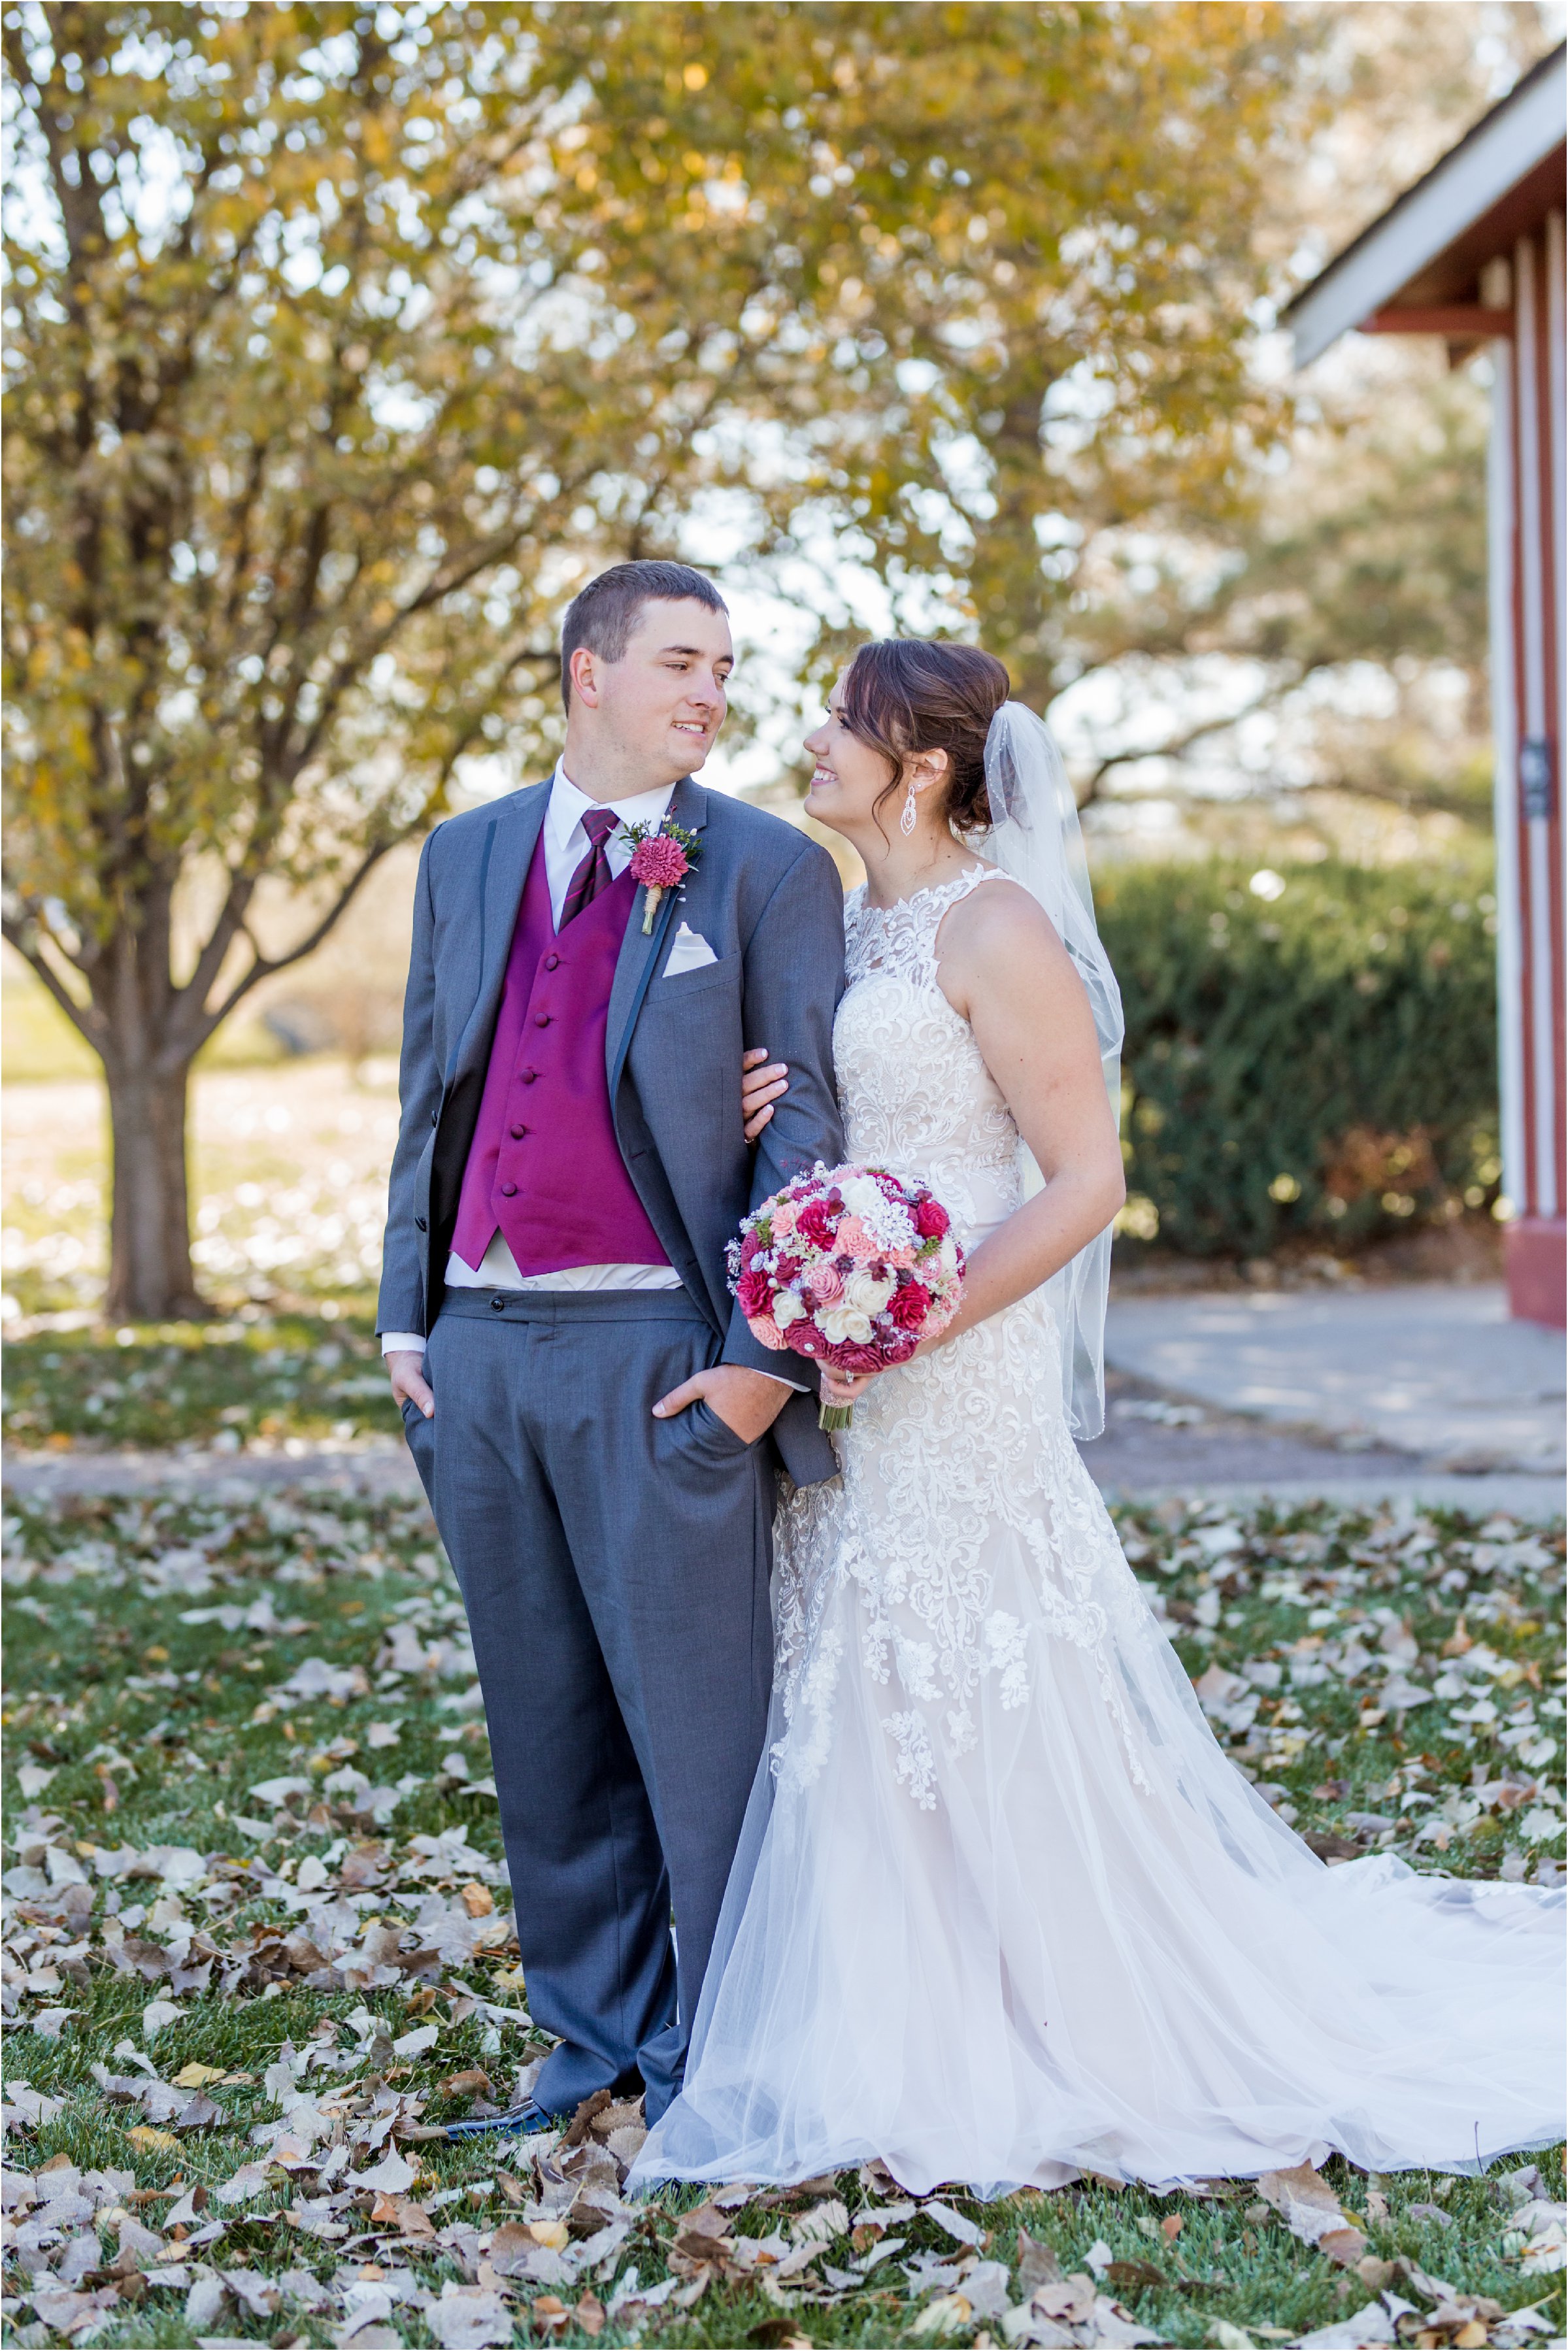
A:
[
  {"left": 5, "top": 1282, "right": 1562, "bottom": 1522},
  {"left": 1103, "top": 1280, "right": 1564, "bottom": 1475}
]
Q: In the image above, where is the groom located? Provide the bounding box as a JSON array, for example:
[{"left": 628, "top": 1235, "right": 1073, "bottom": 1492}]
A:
[{"left": 378, "top": 560, "right": 846, "bottom": 2129}]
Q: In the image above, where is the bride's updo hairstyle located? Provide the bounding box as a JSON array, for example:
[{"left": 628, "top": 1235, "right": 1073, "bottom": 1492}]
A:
[{"left": 838, "top": 638, "right": 1011, "bottom": 838}]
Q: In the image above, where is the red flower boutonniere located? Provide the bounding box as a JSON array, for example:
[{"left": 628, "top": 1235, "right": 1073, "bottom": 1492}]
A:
[{"left": 623, "top": 817, "right": 703, "bottom": 933}]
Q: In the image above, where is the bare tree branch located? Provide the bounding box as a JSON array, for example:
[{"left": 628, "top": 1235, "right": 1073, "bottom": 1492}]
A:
[{"left": 1, "top": 911, "right": 108, "bottom": 1052}]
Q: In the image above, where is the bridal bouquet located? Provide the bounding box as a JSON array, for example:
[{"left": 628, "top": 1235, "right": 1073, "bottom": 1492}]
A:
[{"left": 727, "top": 1163, "right": 965, "bottom": 1430}]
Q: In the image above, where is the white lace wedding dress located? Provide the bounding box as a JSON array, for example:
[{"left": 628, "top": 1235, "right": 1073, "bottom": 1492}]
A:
[{"left": 632, "top": 867, "right": 1563, "bottom": 2196}]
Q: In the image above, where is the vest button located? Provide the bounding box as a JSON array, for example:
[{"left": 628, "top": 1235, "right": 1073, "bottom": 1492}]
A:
[
  {"left": 490, "top": 1293, "right": 507, "bottom": 1311},
  {"left": 544, "top": 953, "right": 560, "bottom": 970},
  {"left": 510, "top": 1123, "right": 527, "bottom": 1140},
  {"left": 499, "top": 1181, "right": 518, "bottom": 1197},
  {"left": 534, "top": 1012, "right": 550, "bottom": 1027},
  {"left": 520, "top": 1067, "right": 537, "bottom": 1084}
]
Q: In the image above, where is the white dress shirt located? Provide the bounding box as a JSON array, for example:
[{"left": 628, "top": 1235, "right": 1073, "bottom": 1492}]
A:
[
  {"left": 537, "top": 763, "right": 676, "bottom": 928},
  {"left": 384, "top": 761, "right": 722, "bottom": 1358}
]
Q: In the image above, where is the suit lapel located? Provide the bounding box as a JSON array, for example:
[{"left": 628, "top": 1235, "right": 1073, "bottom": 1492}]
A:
[
  {"left": 605, "top": 775, "right": 708, "bottom": 1095},
  {"left": 451, "top": 781, "right": 550, "bottom": 1083}
]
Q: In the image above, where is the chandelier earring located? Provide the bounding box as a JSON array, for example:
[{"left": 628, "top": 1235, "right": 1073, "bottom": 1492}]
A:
[{"left": 899, "top": 776, "right": 918, "bottom": 837}]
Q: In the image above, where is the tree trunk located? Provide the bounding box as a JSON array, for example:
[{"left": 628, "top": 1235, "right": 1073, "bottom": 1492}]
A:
[{"left": 104, "top": 1056, "right": 205, "bottom": 1322}]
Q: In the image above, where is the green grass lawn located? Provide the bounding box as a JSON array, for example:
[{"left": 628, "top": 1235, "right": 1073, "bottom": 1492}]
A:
[
  {"left": 2, "top": 1316, "right": 401, "bottom": 1453},
  {"left": 2, "top": 1490, "right": 1563, "bottom": 2349}
]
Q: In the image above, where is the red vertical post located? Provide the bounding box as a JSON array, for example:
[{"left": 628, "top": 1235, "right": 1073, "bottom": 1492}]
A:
[{"left": 1505, "top": 218, "right": 1567, "bottom": 1326}]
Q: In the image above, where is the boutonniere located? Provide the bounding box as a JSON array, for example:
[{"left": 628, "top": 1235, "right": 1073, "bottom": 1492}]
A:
[{"left": 622, "top": 816, "right": 703, "bottom": 933}]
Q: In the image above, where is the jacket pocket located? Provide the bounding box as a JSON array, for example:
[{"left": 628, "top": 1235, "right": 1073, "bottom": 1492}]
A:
[{"left": 645, "top": 949, "right": 739, "bottom": 1004}]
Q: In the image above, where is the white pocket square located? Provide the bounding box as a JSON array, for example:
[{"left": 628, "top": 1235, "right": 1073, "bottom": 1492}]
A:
[{"left": 663, "top": 922, "right": 718, "bottom": 976}]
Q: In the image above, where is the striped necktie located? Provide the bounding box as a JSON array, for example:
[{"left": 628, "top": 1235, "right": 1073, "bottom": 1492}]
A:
[{"left": 559, "top": 805, "right": 620, "bottom": 928}]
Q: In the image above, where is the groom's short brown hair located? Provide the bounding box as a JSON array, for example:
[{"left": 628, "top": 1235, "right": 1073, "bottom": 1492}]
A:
[{"left": 561, "top": 561, "right": 729, "bottom": 709}]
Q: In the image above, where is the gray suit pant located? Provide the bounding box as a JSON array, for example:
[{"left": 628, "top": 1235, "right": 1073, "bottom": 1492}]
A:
[{"left": 403, "top": 1286, "right": 775, "bottom": 2122}]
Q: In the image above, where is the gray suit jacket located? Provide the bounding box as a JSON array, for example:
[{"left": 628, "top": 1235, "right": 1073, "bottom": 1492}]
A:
[{"left": 376, "top": 774, "right": 848, "bottom": 1484}]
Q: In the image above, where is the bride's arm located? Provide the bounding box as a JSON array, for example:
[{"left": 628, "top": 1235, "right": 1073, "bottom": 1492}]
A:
[{"left": 931, "top": 877, "right": 1124, "bottom": 1342}]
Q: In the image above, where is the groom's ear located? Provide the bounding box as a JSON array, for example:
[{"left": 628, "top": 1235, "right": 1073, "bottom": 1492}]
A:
[{"left": 569, "top": 645, "right": 603, "bottom": 708}]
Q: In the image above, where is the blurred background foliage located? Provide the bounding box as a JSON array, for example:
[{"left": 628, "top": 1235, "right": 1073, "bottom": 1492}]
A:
[
  {"left": 1, "top": 0, "right": 1323, "bottom": 1313},
  {"left": 3, "top": 0, "right": 1563, "bottom": 1322},
  {"left": 1098, "top": 860, "right": 1501, "bottom": 1261}
]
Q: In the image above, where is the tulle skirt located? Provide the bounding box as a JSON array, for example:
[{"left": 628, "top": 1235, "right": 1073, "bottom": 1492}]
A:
[{"left": 631, "top": 1295, "right": 1564, "bottom": 2196}]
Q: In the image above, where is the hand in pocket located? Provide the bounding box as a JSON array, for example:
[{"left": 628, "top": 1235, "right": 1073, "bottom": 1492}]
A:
[
  {"left": 652, "top": 1363, "right": 786, "bottom": 1443},
  {"left": 388, "top": 1349, "right": 434, "bottom": 1419}
]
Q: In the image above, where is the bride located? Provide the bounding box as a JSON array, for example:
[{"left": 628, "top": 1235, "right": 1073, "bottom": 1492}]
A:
[{"left": 631, "top": 637, "right": 1563, "bottom": 2197}]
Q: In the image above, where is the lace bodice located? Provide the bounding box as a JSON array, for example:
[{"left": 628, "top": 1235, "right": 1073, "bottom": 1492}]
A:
[
  {"left": 837, "top": 867, "right": 1022, "bottom": 1245},
  {"left": 769, "top": 858, "right": 1151, "bottom": 1812}
]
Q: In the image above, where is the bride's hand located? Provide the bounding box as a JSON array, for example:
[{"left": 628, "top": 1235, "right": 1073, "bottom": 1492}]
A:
[
  {"left": 820, "top": 1342, "right": 931, "bottom": 1409},
  {"left": 742, "top": 1044, "right": 790, "bottom": 1141},
  {"left": 820, "top": 1320, "right": 960, "bottom": 1407}
]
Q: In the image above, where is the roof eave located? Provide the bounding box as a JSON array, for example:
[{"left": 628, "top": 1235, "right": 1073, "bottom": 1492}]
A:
[{"left": 1286, "top": 45, "right": 1566, "bottom": 367}]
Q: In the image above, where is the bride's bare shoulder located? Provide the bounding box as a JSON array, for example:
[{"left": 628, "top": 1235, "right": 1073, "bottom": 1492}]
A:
[
  {"left": 935, "top": 868, "right": 1078, "bottom": 1016},
  {"left": 939, "top": 869, "right": 1062, "bottom": 957}
]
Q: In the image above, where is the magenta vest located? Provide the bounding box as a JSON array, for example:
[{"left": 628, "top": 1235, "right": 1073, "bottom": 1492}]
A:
[{"left": 450, "top": 835, "right": 669, "bottom": 1278}]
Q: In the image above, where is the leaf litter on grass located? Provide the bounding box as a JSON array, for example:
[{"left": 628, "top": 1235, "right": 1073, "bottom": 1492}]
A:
[{"left": 1, "top": 1489, "right": 1563, "bottom": 2348}]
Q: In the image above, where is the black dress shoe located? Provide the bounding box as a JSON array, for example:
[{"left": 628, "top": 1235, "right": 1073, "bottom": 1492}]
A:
[{"left": 445, "top": 2095, "right": 562, "bottom": 2143}]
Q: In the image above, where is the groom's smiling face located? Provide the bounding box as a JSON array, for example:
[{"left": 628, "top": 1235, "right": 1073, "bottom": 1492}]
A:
[{"left": 568, "top": 596, "right": 733, "bottom": 790}]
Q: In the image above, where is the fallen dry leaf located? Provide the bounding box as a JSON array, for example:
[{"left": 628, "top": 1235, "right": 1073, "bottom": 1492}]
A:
[
  {"left": 924, "top": 2197, "right": 986, "bottom": 2248},
  {"left": 1016, "top": 2225, "right": 1064, "bottom": 2295},
  {"left": 912, "top": 2292, "right": 973, "bottom": 2336},
  {"left": 671, "top": 2205, "right": 737, "bottom": 2272},
  {"left": 1032, "top": 2275, "right": 1098, "bottom": 2324},
  {"left": 1258, "top": 2164, "right": 1367, "bottom": 2265},
  {"left": 459, "top": 1881, "right": 495, "bottom": 1918},
  {"left": 439, "top": 2067, "right": 493, "bottom": 2101},
  {"left": 170, "top": 2061, "right": 225, "bottom": 2090},
  {"left": 370, "top": 2191, "right": 435, "bottom": 2238},
  {"left": 1306, "top": 1831, "right": 1361, "bottom": 1863},
  {"left": 791, "top": 2196, "right": 850, "bottom": 2244},
  {"left": 124, "top": 2125, "right": 178, "bottom": 2154},
  {"left": 559, "top": 2086, "right": 614, "bottom": 2148},
  {"left": 1108, "top": 2261, "right": 1168, "bottom": 2292},
  {"left": 677, "top": 2201, "right": 734, "bottom": 2241},
  {"left": 573, "top": 2290, "right": 606, "bottom": 2338}
]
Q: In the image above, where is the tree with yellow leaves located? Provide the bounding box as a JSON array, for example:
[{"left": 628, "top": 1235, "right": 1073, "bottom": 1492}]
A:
[{"left": 3, "top": 1, "right": 1301, "bottom": 1317}]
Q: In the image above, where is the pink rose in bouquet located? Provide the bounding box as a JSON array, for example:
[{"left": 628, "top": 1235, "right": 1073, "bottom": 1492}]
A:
[{"left": 726, "top": 1163, "right": 965, "bottom": 1430}]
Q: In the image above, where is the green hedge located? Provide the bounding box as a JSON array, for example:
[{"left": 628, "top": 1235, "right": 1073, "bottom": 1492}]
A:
[{"left": 1093, "top": 860, "right": 1499, "bottom": 1258}]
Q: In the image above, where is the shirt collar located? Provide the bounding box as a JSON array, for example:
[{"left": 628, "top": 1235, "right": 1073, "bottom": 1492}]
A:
[{"left": 547, "top": 759, "right": 675, "bottom": 851}]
